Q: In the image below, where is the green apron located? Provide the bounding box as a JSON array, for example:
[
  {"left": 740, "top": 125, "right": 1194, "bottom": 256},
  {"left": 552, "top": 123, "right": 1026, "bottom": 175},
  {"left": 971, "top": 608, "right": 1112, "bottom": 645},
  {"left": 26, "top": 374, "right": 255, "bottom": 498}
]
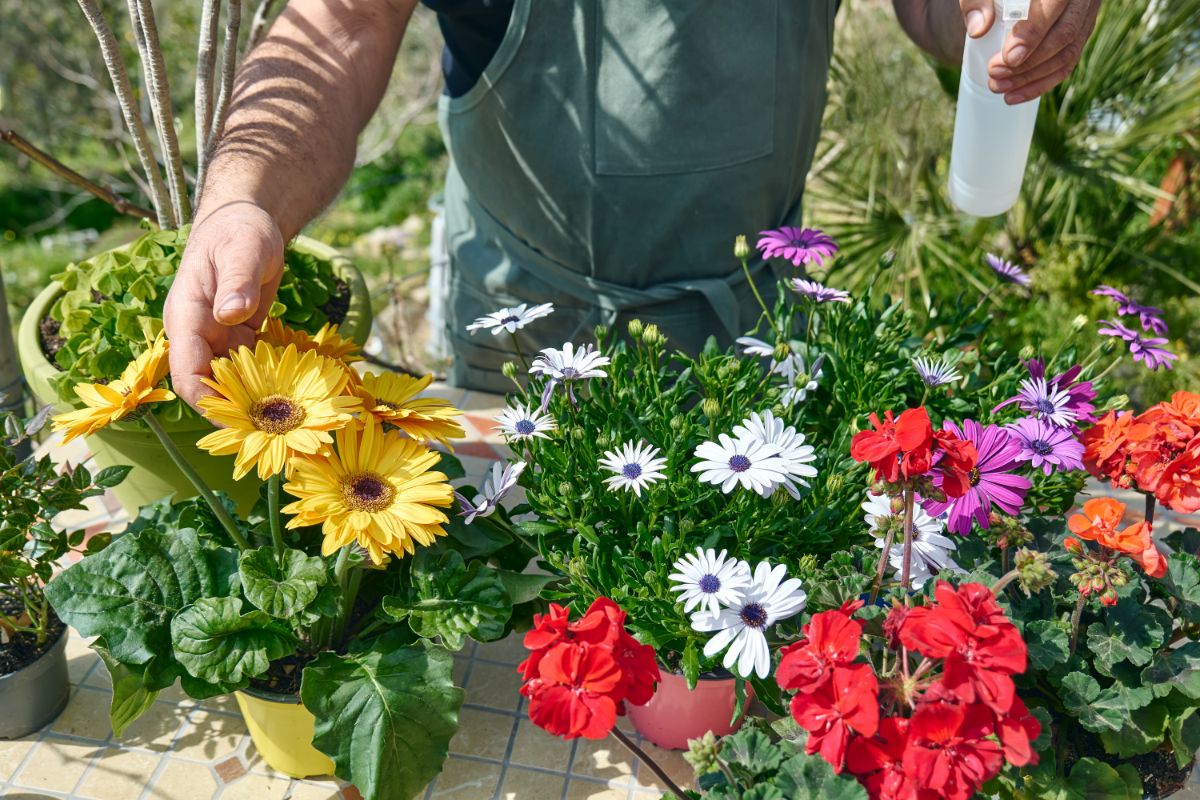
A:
[{"left": 439, "top": 0, "right": 838, "bottom": 392}]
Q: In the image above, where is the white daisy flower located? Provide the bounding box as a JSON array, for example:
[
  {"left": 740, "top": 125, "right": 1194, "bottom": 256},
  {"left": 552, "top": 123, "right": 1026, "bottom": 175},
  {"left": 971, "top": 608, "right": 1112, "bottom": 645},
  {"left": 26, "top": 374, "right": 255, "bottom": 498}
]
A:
[
  {"left": 454, "top": 461, "right": 526, "bottom": 524},
  {"left": 599, "top": 440, "right": 668, "bottom": 497},
  {"left": 736, "top": 336, "right": 776, "bottom": 360},
  {"left": 691, "top": 561, "right": 807, "bottom": 679},
  {"left": 913, "top": 355, "right": 962, "bottom": 388},
  {"left": 862, "top": 492, "right": 945, "bottom": 541},
  {"left": 731, "top": 410, "right": 817, "bottom": 499},
  {"left": 691, "top": 434, "right": 790, "bottom": 496},
  {"left": 466, "top": 302, "right": 554, "bottom": 335},
  {"left": 780, "top": 353, "right": 825, "bottom": 408},
  {"left": 862, "top": 492, "right": 962, "bottom": 589},
  {"left": 668, "top": 548, "right": 750, "bottom": 615},
  {"left": 494, "top": 403, "right": 557, "bottom": 441},
  {"left": 529, "top": 342, "right": 611, "bottom": 410}
]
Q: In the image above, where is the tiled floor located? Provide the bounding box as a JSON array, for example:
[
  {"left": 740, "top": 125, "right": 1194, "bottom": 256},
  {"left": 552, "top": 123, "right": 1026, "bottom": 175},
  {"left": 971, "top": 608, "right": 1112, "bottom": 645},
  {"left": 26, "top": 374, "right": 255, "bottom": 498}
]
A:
[{"left": 1, "top": 383, "right": 694, "bottom": 800}]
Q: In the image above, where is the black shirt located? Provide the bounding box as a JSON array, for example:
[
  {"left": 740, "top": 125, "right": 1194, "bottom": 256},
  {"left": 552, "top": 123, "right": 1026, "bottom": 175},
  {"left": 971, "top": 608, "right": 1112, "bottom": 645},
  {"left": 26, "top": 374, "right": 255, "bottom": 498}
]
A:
[{"left": 421, "top": 0, "right": 514, "bottom": 98}]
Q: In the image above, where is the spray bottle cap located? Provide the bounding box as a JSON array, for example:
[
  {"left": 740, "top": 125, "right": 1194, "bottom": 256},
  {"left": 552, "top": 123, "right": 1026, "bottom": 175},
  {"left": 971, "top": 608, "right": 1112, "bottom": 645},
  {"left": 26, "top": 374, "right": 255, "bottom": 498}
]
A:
[{"left": 999, "top": 0, "right": 1031, "bottom": 22}]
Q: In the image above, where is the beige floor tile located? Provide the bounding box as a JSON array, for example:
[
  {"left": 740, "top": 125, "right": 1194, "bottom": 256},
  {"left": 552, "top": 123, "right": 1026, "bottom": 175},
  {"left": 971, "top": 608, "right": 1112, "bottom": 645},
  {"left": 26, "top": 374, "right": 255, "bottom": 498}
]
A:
[
  {"left": 566, "top": 780, "right": 629, "bottom": 800},
  {"left": 171, "top": 710, "right": 248, "bottom": 762},
  {"left": 449, "top": 707, "right": 514, "bottom": 762},
  {"left": 0, "top": 738, "right": 35, "bottom": 782},
  {"left": 67, "top": 645, "right": 100, "bottom": 684},
  {"left": 287, "top": 780, "right": 344, "bottom": 800},
  {"left": 465, "top": 661, "right": 522, "bottom": 712},
  {"left": 428, "top": 756, "right": 503, "bottom": 798},
  {"left": 147, "top": 758, "right": 220, "bottom": 800},
  {"left": 476, "top": 634, "right": 527, "bottom": 667},
  {"left": 199, "top": 692, "right": 242, "bottom": 715},
  {"left": 569, "top": 737, "right": 633, "bottom": 783},
  {"left": 507, "top": 721, "right": 573, "bottom": 771},
  {"left": 243, "top": 741, "right": 299, "bottom": 780},
  {"left": 76, "top": 747, "right": 164, "bottom": 800},
  {"left": 452, "top": 656, "right": 470, "bottom": 687},
  {"left": 118, "top": 698, "right": 191, "bottom": 752},
  {"left": 50, "top": 686, "right": 116, "bottom": 741},
  {"left": 219, "top": 771, "right": 292, "bottom": 800},
  {"left": 11, "top": 736, "right": 101, "bottom": 793},
  {"left": 629, "top": 742, "right": 696, "bottom": 794},
  {"left": 496, "top": 766, "right": 565, "bottom": 800}
]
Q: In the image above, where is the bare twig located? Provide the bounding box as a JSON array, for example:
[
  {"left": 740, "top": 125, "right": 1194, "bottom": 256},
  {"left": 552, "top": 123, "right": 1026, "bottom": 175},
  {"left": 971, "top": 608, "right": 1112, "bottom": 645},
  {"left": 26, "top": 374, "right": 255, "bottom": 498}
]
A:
[
  {"left": 74, "top": 0, "right": 171, "bottom": 228},
  {"left": 1, "top": 125, "right": 155, "bottom": 220},
  {"left": 128, "top": 0, "right": 191, "bottom": 223},
  {"left": 248, "top": 0, "right": 279, "bottom": 48},
  {"left": 204, "top": 0, "right": 242, "bottom": 182},
  {"left": 195, "top": 0, "right": 221, "bottom": 169}
]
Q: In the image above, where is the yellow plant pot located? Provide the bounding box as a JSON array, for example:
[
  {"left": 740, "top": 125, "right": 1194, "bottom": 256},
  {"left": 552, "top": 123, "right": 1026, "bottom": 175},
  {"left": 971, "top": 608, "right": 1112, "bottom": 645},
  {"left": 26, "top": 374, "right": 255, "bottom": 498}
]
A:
[{"left": 234, "top": 689, "right": 335, "bottom": 778}]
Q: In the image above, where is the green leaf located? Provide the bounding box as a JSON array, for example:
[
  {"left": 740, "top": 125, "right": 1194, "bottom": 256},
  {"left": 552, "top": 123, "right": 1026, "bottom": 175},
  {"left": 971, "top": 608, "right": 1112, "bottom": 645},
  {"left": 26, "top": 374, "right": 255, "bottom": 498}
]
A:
[
  {"left": 384, "top": 551, "right": 511, "bottom": 650},
  {"left": 1025, "top": 620, "right": 1071, "bottom": 671},
  {"left": 1098, "top": 700, "right": 1168, "bottom": 758},
  {"left": 301, "top": 634, "right": 463, "bottom": 800},
  {"left": 1065, "top": 757, "right": 1141, "bottom": 800},
  {"left": 495, "top": 571, "right": 555, "bottom": 606},
  {"left": 238, "top": 547, "right": 328, "bottom": 619},
  {"left": 1142, "top": 643, "right": 1200, "bottom": 699},
  {"left": 437, "top": 453, "right": 465, "bottom": 481},
  {"left": 773, "top": 750, "right": 869, "bottom": 800},
  {"left": 1087, "top": 600, "right": 1167, "bottom": 671},
  {"left": 682, "top": 641, "right": 701, "bottom": 689},
  {"left": 92, "top": 638, "right": 159, "bottom": 737},
  {"left": 170, "top": 597, "right": 296, "bottom": 685},
  {"left": 1061, "top": 672, "right": 1139, "bottom": 733},
  {"left": 45, "top": 527, "right": 239, "bottom": 663},
  {"left": 94, "top": 466, "right": 132, "bottom": 489},
  {"left": 719, "top": 728, "right": 783, "bottom": 782},
  {"left": 1168, "top": 705, "right": 1200, "bottom": 769}
]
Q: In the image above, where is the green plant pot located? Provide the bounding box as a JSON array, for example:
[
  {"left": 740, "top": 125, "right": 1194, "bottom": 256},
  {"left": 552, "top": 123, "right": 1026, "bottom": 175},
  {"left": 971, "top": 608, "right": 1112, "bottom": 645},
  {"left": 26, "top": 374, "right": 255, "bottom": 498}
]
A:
[{"left": 17, "top": 235, "right": 372, "bottom": 516}]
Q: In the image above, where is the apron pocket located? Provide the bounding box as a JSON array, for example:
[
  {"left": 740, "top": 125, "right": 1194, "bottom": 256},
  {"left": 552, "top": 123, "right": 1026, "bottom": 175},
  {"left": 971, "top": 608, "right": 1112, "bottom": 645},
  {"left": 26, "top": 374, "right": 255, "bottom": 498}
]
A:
[{"left": 593, "top": 0, "right": 779, "bottom": 176}]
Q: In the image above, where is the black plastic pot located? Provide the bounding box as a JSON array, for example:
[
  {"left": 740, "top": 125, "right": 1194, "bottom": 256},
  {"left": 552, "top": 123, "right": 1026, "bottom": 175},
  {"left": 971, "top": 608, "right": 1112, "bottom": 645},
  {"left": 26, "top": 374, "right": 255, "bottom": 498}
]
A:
[{"left": 0, "top": 627, "right": 69, "bottom": 739}]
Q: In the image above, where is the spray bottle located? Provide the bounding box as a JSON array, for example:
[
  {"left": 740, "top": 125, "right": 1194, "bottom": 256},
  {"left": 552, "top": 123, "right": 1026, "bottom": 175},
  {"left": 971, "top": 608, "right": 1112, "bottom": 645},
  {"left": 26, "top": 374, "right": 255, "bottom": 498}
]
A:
[{"left": 947, "top": 0, "right": 1039, "bottom": 217}]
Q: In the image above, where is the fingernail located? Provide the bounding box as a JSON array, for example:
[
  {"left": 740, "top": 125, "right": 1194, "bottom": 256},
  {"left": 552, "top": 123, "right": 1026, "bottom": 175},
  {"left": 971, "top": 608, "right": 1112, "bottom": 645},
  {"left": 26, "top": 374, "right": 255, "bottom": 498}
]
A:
[
  {"left": 1007, "top": 92, "right": 1027, "bottom": 104},
  {"left": 966, "top": 9, "right": 985, "bottom": 36},
  {"left": 991, "top": 64, "right": 1012, "bottom": 77},
  {"left": 219, "top": 292, "right": 249, "bottom": 313},
  {"left": 1006, "top": 44, "right": 1028, "bottom": 65}
]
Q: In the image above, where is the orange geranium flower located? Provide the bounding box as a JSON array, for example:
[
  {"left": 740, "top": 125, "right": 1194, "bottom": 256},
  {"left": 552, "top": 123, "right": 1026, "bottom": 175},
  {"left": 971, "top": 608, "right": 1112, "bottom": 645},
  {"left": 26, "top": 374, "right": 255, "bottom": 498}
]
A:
[
  {"left": 1067, "top": 497, "right": 1167, "bottom": 578},
  {"left": 1081, "top": 411, "right": 1138, "bottom": 484}
]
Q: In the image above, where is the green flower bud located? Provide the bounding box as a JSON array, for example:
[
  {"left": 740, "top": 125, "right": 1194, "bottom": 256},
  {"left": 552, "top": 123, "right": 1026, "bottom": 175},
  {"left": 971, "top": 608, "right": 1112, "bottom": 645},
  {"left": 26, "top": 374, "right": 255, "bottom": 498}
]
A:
[
  {"left": 501, "top": 361, "right": 519, "bottom": 379},
  {"left": 596, "top": 434, "right": 612, "bottom": 450},
  {"left": 1013, "top": 548, "right": 1056, "bottom": 596},
  {"left": 594, "top": 324, "right": 608, "bottom": 341},
  {"left": 771, "top": 488, "right": 792, "bottom": 506},
  {"left": 825, "top": 473, "right": 845, "bottom": 495},
  {"left": 669, "top": 416, "right": 685, "bottom": 432},
  {"left": 628, "top": 319, "right": 645, "bottom": 339},
  {"left": 685, "top": 731, "right": 721, "bottom": 775},
  {"left": 643, "top": 324, "right": 665, "bottom": 346},
  {"left": 558, "top": 481, "right": 573, "bottom": 497},
  {"left": 702, "top": 398, "right": 721, "bottom": 418},
  {"left": 679, "top": 518, "right": 695, "bottom": 536},
  {"left": 718, "top": 362, "right": 738, "bottom": 381},
  {"left": 571, "top": 427, "right": 586, "bottom": 443},
  {"left": 879, "top": 249, "right": 897, "bottom": 269},
  {"left": 733, "top": 235, "right": 751, "bottom": 261},
  {"left": 1019, "top": 345, "right": 1036, "bottom": 362},
  {"left": 1071, "top": 314, "right": 1089, "bottom": 332},
  {"left": 773, "top": 341, "right": 792, "bottom": 362}
]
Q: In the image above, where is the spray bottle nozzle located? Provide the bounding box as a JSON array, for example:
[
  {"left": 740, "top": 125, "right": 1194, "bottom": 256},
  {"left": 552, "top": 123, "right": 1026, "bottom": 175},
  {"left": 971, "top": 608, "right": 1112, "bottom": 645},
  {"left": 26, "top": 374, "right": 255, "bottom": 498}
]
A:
[{"left": 1000, "top": 0, "right": 1031, "bottom": 22}]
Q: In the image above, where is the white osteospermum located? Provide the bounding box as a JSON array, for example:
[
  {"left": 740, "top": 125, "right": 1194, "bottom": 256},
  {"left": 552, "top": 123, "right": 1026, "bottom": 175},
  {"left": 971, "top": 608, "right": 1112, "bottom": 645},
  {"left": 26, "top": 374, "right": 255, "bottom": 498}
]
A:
[
  {"left": 691, "top": 561, "right": 807, "bottom": 679},
  {"left": 530, "top": 342, "right": 612, "bottom": 410},
  {"left": 862, "top": 492, "right": 945, "bottom": 541},
  {"left": 913, "top": 355, "right": 962, "bottom": 388},
  {"left": 668, "top": 548, "right": 750, "bottom": 615},
  {"left": 599, "top": 440, "right": 668, "bottom": 497},
  {"left": 466, "top": 302, "right": 554, "bottom": 335},
  {"left": 454, "top": 461, "right": 526, "bottom": 524},
  {"left": 732, "top": 411, "right": 817, "bottom": 499},
  {"left": 780, "top": 353, "right": 825, "bottom": 408},
  {"left": 691, "top": 434, "right": 790, "bottom": 496},
  {"left": 736, "top": 336, "right": 775, "bottom": 360},
  {"left": 494, "top": 403, "right": 557, "bottom": 441},
  {"left": 862, "top": 493, "right": 962, "bottom": 589}
]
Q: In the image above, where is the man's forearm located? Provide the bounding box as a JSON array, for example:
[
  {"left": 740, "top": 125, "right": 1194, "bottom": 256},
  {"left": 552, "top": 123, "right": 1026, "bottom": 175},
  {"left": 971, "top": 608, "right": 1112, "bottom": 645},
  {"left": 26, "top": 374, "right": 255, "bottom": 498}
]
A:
[
  {"left": 198, "top": 0, "right": 417, "bottom": 240},
  {"left": 893, "top": 0, "right": 971, "bottom": 66}
]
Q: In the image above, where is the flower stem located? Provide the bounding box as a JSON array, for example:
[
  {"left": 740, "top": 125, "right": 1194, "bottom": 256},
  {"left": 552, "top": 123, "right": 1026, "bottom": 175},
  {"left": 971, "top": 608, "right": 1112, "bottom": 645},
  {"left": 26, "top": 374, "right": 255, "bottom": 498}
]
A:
[
  {"left": 1144, "top": 492, "right": 1156, "bottom": 528},
  {"left": 740, "top": 257, "right": 775, "bottom": 337},
  {"left": 991, "top": 568, "right": 1021, "bottom": 596},
  {"left": 144, "top": 411, "right": 249, "bottom": 550},
  {"left": 268, "top": 472, "right": 285, "bottom": 563},
  {"left": 869, "top": 521, "right": 897, "bottom": 606},
  {"left": 509, "top": 331, "right": 530, "bottom": 373},
  {"left": 1069, "top": 593, "right": 1087, "bottom": 654},
  {"left": 899, "top": 488, "right": 915, "bottom": 590},
  {"left": 610, "top": 727, "right": 688, "bottom": 799}
]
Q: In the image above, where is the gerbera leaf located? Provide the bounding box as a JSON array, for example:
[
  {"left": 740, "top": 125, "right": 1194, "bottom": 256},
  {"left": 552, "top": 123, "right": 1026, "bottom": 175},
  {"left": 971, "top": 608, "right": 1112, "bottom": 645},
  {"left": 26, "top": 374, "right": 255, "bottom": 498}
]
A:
[
  {"left": 170, "top": 596, "right": 297, "bottom": 685},
  {"left": 495, "top": 570, "right": 556, "bottom": 606},
  {"left": 381, "top": 551, "right": 512, "bottom": 651},
  {"left": 238, "top": 547, "right": 329, "bottom": 620},
  {"left": 301, "top": 633, "right": 463, "bottom": 800},
  {"left": 92, "top": 638, "right": 160, "bottom": 737}
]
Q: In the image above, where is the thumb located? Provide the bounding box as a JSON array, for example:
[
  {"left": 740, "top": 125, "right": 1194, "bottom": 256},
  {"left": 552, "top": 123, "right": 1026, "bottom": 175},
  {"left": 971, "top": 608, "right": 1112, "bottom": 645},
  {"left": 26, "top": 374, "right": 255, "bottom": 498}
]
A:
[
  {"left": 960, "top": 0, "right": 996, "bottom": 38},
  {"left": 212, "top": 222, "right": 284, "bottom": 326}
]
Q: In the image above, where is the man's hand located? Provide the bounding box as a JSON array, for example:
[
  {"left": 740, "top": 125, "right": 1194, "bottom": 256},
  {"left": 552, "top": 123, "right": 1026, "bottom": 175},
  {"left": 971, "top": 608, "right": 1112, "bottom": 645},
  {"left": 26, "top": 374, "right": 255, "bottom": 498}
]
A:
[
  {"left": 960, "top": 0, "right": 1102, "bottom": 104},
  {"left": 163, "top": 202, "right": 284, "bottom": 409}
]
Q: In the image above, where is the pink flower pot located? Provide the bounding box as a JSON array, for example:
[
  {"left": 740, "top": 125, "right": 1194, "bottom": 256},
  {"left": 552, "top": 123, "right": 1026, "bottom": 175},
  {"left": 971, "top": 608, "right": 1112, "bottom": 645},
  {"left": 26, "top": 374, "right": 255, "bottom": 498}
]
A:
[{"left": 627, "top": 671, "right": 752, "bottom": 750}]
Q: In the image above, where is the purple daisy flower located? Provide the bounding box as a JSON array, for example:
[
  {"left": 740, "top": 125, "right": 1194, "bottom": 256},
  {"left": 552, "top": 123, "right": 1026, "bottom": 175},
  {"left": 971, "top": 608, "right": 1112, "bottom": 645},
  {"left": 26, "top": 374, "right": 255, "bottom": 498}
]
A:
[
  {"left": 985, "top": 253, "right": 1031, "bottom": 287},
  {"left": 923, "top": 419, "right": 1031, "bottom": 535},
  {"left": 756, "top": 226, "right": 840, "bottom": 267},
  {"left": 1098, "top": 319, "right": 1178, "bottom": 371},
  {"left": 1006, "top": 416, "right": 1085, "bottom": 476},
  {"left": 1092, "top": 285, "right": 1168, "bottom": 335},
  {"left": 994, "top": 358, "right": 1097, "bottom": 428},
  {"left": 789, "top": 278, "right": 851, "bottom": 304}
]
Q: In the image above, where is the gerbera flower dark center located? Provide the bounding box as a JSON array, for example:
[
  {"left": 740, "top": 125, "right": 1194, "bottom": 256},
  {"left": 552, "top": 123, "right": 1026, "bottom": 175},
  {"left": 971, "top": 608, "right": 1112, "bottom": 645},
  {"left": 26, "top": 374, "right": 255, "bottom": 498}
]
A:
[
  {"left": 1031, "top": 439, "right": 1054, "bottom": 456},
  {"left": 515, "top": 419, "right": 536, "bottom": 435},
  {"left": 342, "top": 472, "right": 396, "bottom": 513},
  {"left": 250, "top": 395, "right": 306, "bottom": 434},
  {"left": 622, "top": 462, "right": 643, "bottom": 479},
  {"left": 376, "top": 400, "right": 400, "bottom": 412},
  {"left": 729, "top": 454, "right": 752, "bottom": 473},
  {"left": 740, "top": 603, "right": 768, "bottom": 629},
  {"left": 968, "top": 468, "right": 982, "bottom": 487},
  {"left": 699, "top": 574, "right": 721, "bottom": 593}
]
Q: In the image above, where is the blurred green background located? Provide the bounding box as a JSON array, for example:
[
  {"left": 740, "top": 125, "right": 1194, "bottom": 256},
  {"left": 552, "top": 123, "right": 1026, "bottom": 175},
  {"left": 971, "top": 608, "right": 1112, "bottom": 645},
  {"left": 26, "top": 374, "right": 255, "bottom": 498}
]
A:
[{"left": 1, "top": 0, "right": 1197, "bottom": 400}]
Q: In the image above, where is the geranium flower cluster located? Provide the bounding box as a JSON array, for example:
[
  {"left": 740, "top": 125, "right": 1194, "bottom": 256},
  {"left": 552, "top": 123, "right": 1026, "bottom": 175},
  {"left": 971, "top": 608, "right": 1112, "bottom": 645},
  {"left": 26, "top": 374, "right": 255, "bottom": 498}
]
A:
[
  {"left": 778, "top": 582, "right": 1040, "bottom": 800},
  {"left": 1066, "top": 497, "right": 1166, "bottom": 597},
  {"left": 850, "top": 407, "right": 977, "bottom": 497},
  {"left": 1082, "top": 391, "right": 1200, "bottom": 513},
  {"left": 518, "top": 598, "right": 659, "bottom": 740}
]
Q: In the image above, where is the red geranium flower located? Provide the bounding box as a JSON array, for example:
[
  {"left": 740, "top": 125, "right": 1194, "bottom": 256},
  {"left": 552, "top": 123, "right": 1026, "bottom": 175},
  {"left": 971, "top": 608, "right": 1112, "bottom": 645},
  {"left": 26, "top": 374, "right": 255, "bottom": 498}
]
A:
[
  {"left": 777, "top": 607, "right": 864, "bottom": 694},
  {"left": 851, "top": 408, "right": 934, "bottom": 484},
  {"left": 846, "top": 717, "right": 914, "bottom": 800},
  {"left": 931, "top": 429, "right": 979, "bottom": 499},
  {"left": 523, "top": 642, "right": 622, "bottom": 740},
  {"left": 994, "top": 694, "right": 1041, "bottom": 767},
  {"left": 519, "top": 603, "right": 572, "bottom": 680},
  {"left": 566, "top": 598, "right": 661, "bottom": 703},
  {"left": 903, "top": 702, "right": 1004, "bottom": 800},
  {"left": 790, "top": 664, "right": 880, "bottom": 772}
]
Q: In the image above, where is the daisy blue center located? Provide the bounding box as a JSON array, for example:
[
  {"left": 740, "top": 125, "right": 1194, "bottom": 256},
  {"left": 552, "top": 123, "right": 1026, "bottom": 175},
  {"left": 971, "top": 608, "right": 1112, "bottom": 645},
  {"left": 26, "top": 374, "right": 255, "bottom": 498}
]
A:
[
  {"left": 968, "top": 467, "right": 982, "bottom": 487},
  {"left": 699, "top": 574, "right": 721, "bottom": 593},
  {"left": 622, "top": 462, "right": 643, "bottom": 479},
  {"left": 560, "top": 366, "right": 579, "bottom": 380},
  {"left": 1031, "top": 439, "right": 1054, "bottom": 456},
  {"left": 728, "top": 454, "right": 752, "bottom": 473},
  {"left": 1035, "top": 398, "right": 1057, "bottom": 415},
  {"left": 515, "top": 419, "right": 536, "bottom": 435},
  {"left": 500, "top": 315, "right": 521, "bottom": 325},
  {"left": 740, "top": 603, "right": 768, "bottom": 629}
]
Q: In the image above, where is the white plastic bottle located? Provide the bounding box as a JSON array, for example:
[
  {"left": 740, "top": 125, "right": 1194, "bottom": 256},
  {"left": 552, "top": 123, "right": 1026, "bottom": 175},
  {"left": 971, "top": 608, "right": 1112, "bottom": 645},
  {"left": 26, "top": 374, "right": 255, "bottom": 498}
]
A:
[{"left": 947, "top": 0, "right": 1040, "bottom": 217}]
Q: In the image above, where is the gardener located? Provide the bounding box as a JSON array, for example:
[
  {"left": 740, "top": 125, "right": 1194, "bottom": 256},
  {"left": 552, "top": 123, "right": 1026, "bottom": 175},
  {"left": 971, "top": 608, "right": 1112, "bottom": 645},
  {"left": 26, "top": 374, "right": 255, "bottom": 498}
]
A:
[{"left": 165, "top": 0, "right": 1102, "bottom": 402}]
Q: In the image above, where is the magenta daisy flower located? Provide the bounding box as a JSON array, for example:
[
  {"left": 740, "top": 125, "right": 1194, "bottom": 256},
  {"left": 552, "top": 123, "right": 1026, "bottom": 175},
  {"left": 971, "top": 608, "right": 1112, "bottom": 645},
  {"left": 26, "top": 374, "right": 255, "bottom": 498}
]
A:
[
  {"left": 922, "top": 419, "right": 1031, "bottom": 535},
  {"left": 790, "top": 278, "right": 850, "bottom": 304},
  {"left": 985, "top": 253, "right": 1031, "bottom": 287},
  {"left": 1006, "top": 417, "right": 1085, "bottom": 476},
  {"left": 1098, "top": 319, "right": 1177, "bottom": 371},
  {"left": 1091, "top": 285, "right": 1167, "bottom": 335},
  {"left": 993, "top": 358, "right": 1096, "bottom": 428},
  {"left": 756, "top": 227, "right": 839, "bottom": 267}
]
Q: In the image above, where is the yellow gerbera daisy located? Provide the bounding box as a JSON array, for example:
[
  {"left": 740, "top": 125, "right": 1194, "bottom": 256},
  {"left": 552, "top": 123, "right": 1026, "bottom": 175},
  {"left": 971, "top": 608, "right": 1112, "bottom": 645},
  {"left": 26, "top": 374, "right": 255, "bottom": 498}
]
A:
[
  {"left": 258, "top": 317, "right": 363, "bottom": 363},
  {"left": 197, "top": 342, "right": 361, "bottom": 480},
  {"left": 52, "top": 332, "right": 174, "bottom": 443},
  {"left": 357, "top": 372, "right": 466, "bottom": 448},
  {"left": 282, "top": 420, "right": 453, "bottom": 564}
]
